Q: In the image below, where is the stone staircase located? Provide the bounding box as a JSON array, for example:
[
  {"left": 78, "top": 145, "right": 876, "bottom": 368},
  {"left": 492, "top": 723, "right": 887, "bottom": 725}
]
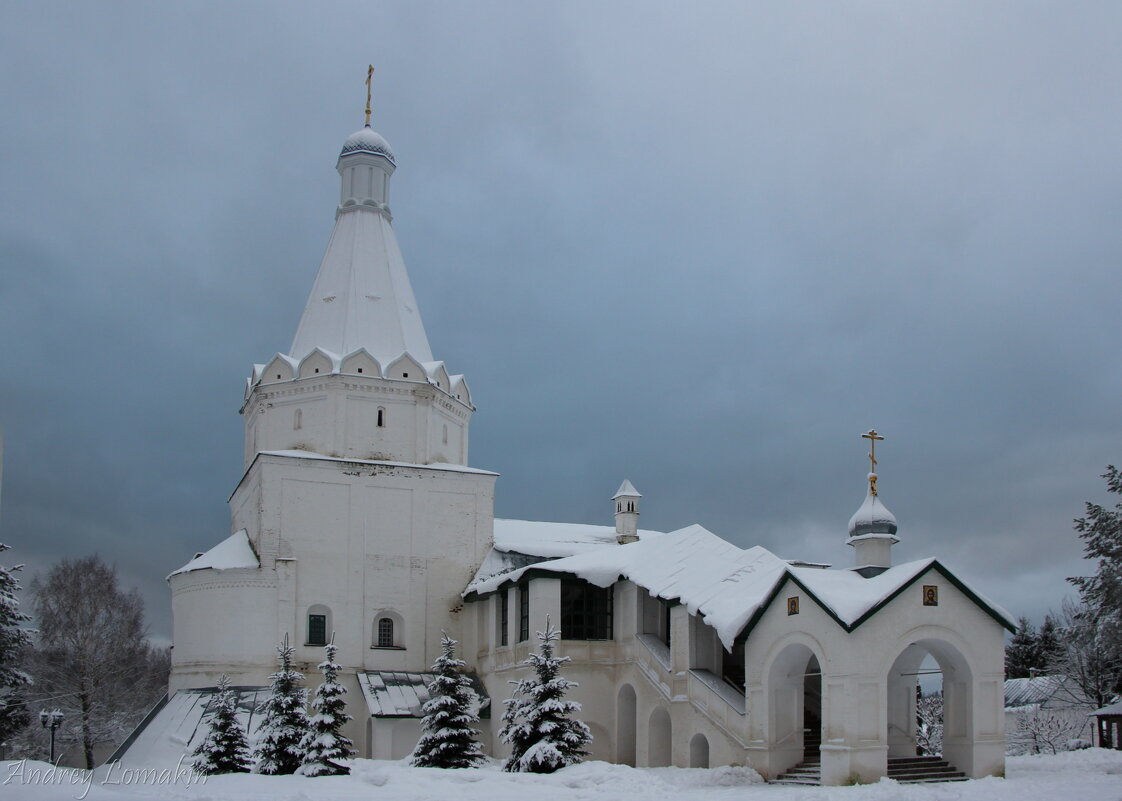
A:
[
  {"left": 771, "top": 754, "right": 967, "bottom": 786},
  {"left": 771, "top": 755, "right": 822, "bottom": 785},
  {"left": 887, "top": 756, "right": 967, "bottom": 783}
]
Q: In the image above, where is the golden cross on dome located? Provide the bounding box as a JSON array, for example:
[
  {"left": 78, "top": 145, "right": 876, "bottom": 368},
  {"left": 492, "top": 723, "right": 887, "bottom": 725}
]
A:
[
  {"left": 861, "top": 429, "right": 884, "bottom": 495},
  {"left": 365, "top": 65, "right": 375, "bottom": 126}
]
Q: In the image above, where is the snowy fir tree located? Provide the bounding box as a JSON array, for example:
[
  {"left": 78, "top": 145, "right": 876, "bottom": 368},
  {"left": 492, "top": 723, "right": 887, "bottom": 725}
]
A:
[
  {"left": 253, "top": 635, "right": 309, "bottom": 775},
  {"left": 499, "top": 617, "right": 591, "bottom": 773},
  {"left": 1069, "top": 465, "right": 1122, "bottom": 698},
  {"left": 191, "top": 674, "right": 251, "bottom": 775},
  {"left": 1005, "top": 616, "right": 1038, "bottom": 679},
  {"left": 410, "top": 634, "right": 485, "bottom": 769},
  {"left": 299, "top": 641, "right": 353, "bottom": 776},
  {"left": 0, "top": 544, "right": 33, "bottom": 747}
]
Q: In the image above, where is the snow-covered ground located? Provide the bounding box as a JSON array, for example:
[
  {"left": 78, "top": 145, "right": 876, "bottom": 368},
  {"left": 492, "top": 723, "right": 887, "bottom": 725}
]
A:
[{"left": 4, "top": 749, "right": 1120, "bottom": 801}]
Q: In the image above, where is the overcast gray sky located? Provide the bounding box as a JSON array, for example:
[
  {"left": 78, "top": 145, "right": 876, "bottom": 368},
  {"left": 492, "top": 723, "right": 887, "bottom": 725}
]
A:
[{"left": 2, "top": 1, "right": 1119, "bottom": 641}]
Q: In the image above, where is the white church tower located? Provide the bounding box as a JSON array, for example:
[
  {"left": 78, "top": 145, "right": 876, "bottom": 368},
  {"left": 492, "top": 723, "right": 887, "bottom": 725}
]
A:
[
  {"left": 169, "top": 95, "right": 496, "bottom": 724},
  {"left": 241, "top": 122, "right": 472, "bottom": 467}
]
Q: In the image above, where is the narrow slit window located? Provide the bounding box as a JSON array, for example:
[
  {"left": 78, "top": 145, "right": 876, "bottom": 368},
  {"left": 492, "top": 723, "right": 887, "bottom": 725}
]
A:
[
  {"left": 377, "top": 408, "right": 385, "bottom": 428},
  {"left": 519, "top": 584, "right": 530, "bottom": 642},
  {"left": 500, "top": 590, "right": 509, "bottom": 647}
]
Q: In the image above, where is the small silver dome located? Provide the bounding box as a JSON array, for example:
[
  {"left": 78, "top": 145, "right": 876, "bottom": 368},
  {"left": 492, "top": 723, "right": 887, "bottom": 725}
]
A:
[
  {"left": 847, "top": 489, "right": 899, "bottom": 538},
  {"left": 340, "top": 126, "right": 395, "bottom": 164}
]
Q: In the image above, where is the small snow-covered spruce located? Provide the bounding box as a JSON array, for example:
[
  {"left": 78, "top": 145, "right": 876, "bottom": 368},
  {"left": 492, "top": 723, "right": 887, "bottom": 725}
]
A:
[
  {"left": 0, "top": 543, "right": 33, "bottom": 744},
  {"left": 499, "top": 617, "right": 591, "bottom": 773},
  {"left": 253, "top": 635, "right": 309, "bottom": 775},
  {"left": 299, "top": 641, "right": 353, "bottom": 776},
  {"left": 410, "top": 634, "right": 485, "bottom": 769},
  {"left": 192, "top": 674, "right": 251, "bottom": 775}
]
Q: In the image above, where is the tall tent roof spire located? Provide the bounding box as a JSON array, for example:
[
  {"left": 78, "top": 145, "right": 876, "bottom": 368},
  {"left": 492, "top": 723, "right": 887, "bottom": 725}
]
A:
[{"left": 288, "top": 109, "right": 432, "bottom": 365}]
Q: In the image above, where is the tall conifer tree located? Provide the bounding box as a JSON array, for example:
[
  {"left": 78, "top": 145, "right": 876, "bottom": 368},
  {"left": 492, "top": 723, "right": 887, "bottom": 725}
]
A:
[
  {"left": 253, "top": 635, "right": 308, "bottom": 775},
  {"left": 499, "top": 618, "right": 590, "bottom": 773},
  {"left": 191, "top": 674, "right": 251, "bottom": 775},
  {"left": 299, "top": 641, "right": 353, "bottom": 776},
  {"left": 410, "top": 634, "right": 484, "bottom": 768}
]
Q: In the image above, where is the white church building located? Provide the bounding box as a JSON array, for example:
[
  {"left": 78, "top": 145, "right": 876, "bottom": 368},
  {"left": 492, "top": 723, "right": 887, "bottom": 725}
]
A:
[{"left": 148, "top": 111, "right": 1015, "bottom": 785}]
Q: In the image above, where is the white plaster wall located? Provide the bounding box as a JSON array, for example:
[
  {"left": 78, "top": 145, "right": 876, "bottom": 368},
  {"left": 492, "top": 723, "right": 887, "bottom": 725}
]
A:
[
  {"left": 243, "top": 375, "right": 470, "bottom": 466},
  {"left": 168, "top": 567, "right": 279, "bottom": 691}
]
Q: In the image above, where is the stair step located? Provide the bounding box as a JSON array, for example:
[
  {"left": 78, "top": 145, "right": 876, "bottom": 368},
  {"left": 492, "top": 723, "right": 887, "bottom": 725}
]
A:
[
  {"left": 893, "top": 771, "right": 964, "bottom": 780},
  {"left": 770, "top": 756, "right": 966, "bottom": 786}
]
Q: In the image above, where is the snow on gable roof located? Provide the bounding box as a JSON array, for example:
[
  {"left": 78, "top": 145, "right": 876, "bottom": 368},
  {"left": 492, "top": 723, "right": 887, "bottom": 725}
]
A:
[
  {"left": 468, "top": 524, "right": 789, "bottom": 649},
  {"left": 466, "top": 524, "right": 1016, "bottom": 649},
  {"left": 492, "top": 518, "right": 662, "bottom": 560},
  {"left": 167, "top": 529, "right": 259, "bottom": 579}
]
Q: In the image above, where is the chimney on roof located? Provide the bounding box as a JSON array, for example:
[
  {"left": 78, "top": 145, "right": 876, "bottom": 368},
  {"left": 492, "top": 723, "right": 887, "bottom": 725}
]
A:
[{"left": 613, "top": 479, "right": 641, "bottom": 545}]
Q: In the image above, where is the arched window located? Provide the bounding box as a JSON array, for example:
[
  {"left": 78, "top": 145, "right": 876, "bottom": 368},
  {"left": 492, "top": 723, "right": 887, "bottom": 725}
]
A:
[
  {"left": 377, "top": 407, "right": 385, "bottom": 428},
  {"left": 372, "top": 611, "right": 402, "bottom": 649},
  {"left": 293, "top": 408, "right": 302, "bottom": 430},
  {"left": 377, "top": 617, "right": 394, "bottom": 648}
]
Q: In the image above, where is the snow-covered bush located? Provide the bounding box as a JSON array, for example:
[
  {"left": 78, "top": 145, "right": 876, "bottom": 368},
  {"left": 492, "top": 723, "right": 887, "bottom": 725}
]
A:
[
  {"left": 192, "top": 674, "right": 251, "bottom": 774},
  {"left": 500, "top": 617, "right": 591, "bottom": 773},
  {"left": 299, "top": 641, "right": 353, "bottom": 776},
  {"left": 1011, "top": 707, "right": 1088, "bottom": 755},
  {"left": 410, "top": 634, "right": 485, "bottom": 768},
  {"left": 253, "top": 635, "right": 309, "bottom": 775}
]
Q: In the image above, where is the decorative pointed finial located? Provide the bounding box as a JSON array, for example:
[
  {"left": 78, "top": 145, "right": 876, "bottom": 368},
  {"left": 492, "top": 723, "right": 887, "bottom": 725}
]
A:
[
  {"left": 861, "top": 429, "right": 884, "bottom": 496},
  {"left": 365, "top": 65, "right": 374, "bottom": 126}
]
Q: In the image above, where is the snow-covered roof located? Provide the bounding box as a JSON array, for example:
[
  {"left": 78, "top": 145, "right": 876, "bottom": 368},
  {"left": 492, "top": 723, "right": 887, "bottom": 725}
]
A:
[
  {"left": 493, "top": 519, "right": 661, "bottom": 559},
  {"left": 467, "top": 518, "right": 665, "bottom": 592},
  {"left": 1004, "top": 675, "right": 1065, "bottom": 709},
  {"left": 167, "top": 529, "right": 259, "bottom": 579},
  {"left": 466, "top": 524, "right": 1015, "bottom": 649},
  {"left": 357, "top": 671, "right": 489, "bottom": 718},
  {"left": 1091, "top": 700, "right": 1122, "bottom": 717},
  {"left": 613, "top": 479, "right": 641, "bottom": 499}
]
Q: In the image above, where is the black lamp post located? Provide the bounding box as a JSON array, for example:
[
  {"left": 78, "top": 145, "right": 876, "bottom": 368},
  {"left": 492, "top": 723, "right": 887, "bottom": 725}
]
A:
[{"left": 39, "top": 710, "right": 64, "bottom": 764}]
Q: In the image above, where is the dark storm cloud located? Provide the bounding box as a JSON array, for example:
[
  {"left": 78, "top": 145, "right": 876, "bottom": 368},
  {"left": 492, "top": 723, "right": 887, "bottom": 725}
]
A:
[{"left": 1, "top": 1, "right": 1119, "bottom": 639}]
